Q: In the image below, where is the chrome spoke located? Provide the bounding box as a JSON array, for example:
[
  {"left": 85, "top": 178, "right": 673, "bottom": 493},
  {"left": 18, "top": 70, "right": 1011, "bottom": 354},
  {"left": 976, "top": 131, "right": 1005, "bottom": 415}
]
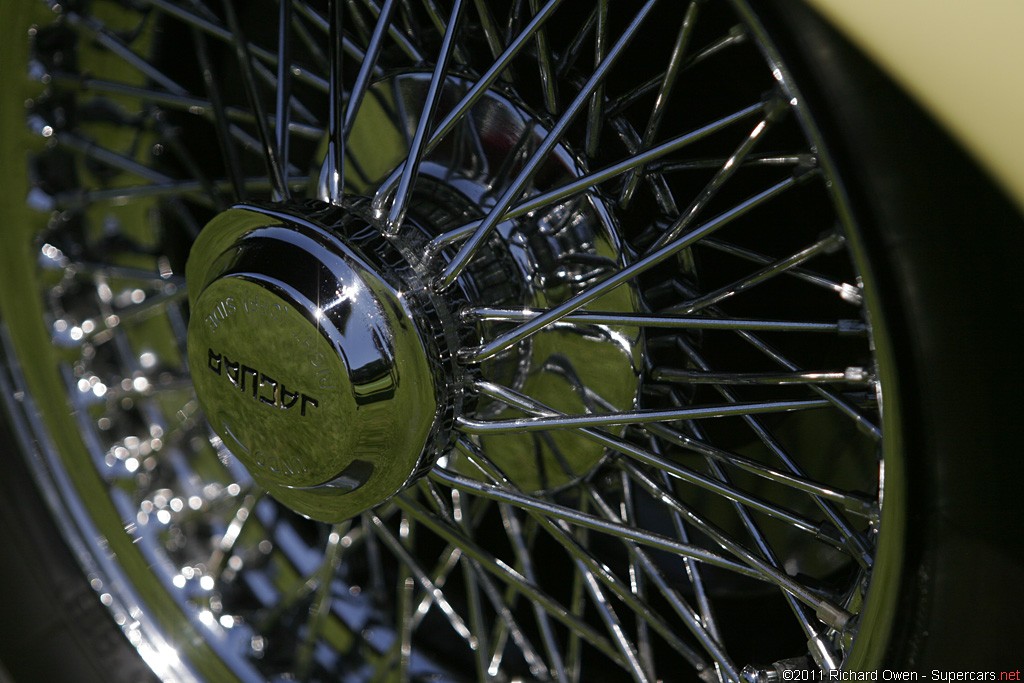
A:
[
  {"left": 458, "top": 398, "right": 830, "bottom": 432},
  {"left": 471, "top": 0, "right": 504, "bottom": 62},
  {"left": 620, "top": 0, "right": 701, "bottom": 206},
  {"left": 193, "top": 27, "right": 247, "bottom": 199},
  {"left": 290, "top": 0, "right": 374, "bottom": 72},
  {"left": 436, "top": 452, "right": 780, "bottom": 581},
  {"left": 145, "top": 0, "right": 331, "bottom": 92},
  {"left": 396, "top": 519, "right": 416, "bottom": 681},
  {"left": 587, "top": 486, "right": 740, "bottom": 681},
  {"left": 460, "top": 173, "right": 806, "bottom": 362},
  {"left": 618, "top": 473, "right": 656, "bottom": 680},
  {"left": 369, "top": 0, "right": 565, "bottom": 209},
  {"left": 581, "top": 564, "right": 651, "bottom": 683},
  {"left": 408, "top": 544, "right": 464, "bottom": 631},
  {"left": 700, "top": 237, "right": 862, "bottom": 302},
  {"left": 346, "top": 0, "right": 373, "bottom": 44},
  {"left": 466, "top": 307, "right": 862, "bottom": 334},
  {"left": 583, "top": 0, "right": 608, "bottom": 158},
  {"left": 294, "top": 523, "right": 348, "bottom": 679},
  {"left": 658, "top": 469, "right": 726, "bottom": 669},
  {"left": 634, "top": 446, "right": 827, "bottom": 654},
  {"left": 42, "top": 259, "right": 184, "bottom": 290},
  {"left": 669, "top": 232, "right": 847, "bottom": 314},
  {"left": 207, "top": 492, "right": 262, "bottom": 581},
  {"left": 394, "top": 494, "right": 631, "bottom": 668},
  {"left": 436, "top": 0, "right": 659, "bottom": 289},
  {"left": 427, "top": 101, "right": 765, "bottom": 252},
  {"left": 668, "top": 336, "right": 877, "bottom": 562},
  {"left": 368, "top": 510, "right": 476, "bottom": 645},
  {"left": 622, "top": 463, "right": 851, "bottom": 631},
  {"left": 556, "top": 6, "right": 597, "bottom": 77},
  {"left": 54, "top": 132, "right": 172, "bottom": 185},
  {"left": 360, "top": 0, "right": 424, "bottom": 62},
  {"left": 520, "top": 105, "right": 763, "bottom": 213},
  {"left": 652, "top": 368, "right": 873, "bottom": 386},
  {"left": 465, "top": 567, "right": 494, "bottom": 679},
  {"left": 734, "top": 329, "right": 882, "bottom": 439},
  {"left": 644, "top": 419, "right": 878, "bottom": 518},
  {"left": 222, "top": 0, "right": 290, "bottom": 200},
  {"left": 607, "top": 24, "right": 749, "bottom": 117},
  {"left": 318, "top": 0, "right": 346, "bottom": 203},
  {"left": 500, "top": 505, "right": 568, "bottom": 682},
  {"left": 468, "top": 383, "right": 848, "bottom": 549},
  {"left": 62, "top": 9, "right": 188, "bottom": 96},
  {"left": 52, "top": 176, "right": 309, "bottom": 209},
  {"left": 652, "top": 153, "right": 816, "bottom": 173},
  {"left": 51, "top": 75, "right": 323, "bottom": 140},
  {"left": 475, "top": 561, "right": 551, "bottom": 681},
  {"left": 344, "top": 0, "right": 398, "bottom": 140},
  {"left": 274, "top": 0, "right": 294, "bottom": 182},
  {"left": 420, "top": 480, "right": 551, "bottom": 679},
  {"left": 658, "top": 428, "right": 845, "bottom": 672},
  {"left": 445, "top": 449, "right": 709, "bottom": 676},
  {"left": 530, "top": 0, "right": 559, "bottom": 114},
  {"left": 78, "top": 292, "right": 188, "bottom": 345},
  {"left": 649, "top": 96, "right": 790, "bottom": 252},
  {"left": 382, "top": 0, "right": 468, "bottom": 231},
  {"left": 566, "top": 540, "right": 587, "bottom": 683}
]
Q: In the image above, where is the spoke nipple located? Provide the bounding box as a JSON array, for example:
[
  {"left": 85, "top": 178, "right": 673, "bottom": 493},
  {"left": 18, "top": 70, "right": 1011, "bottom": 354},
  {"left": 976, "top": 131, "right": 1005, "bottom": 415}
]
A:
[
  {"left": 742, "top": 664, "right": 784, "bottom": 683},
  {"left": 819, "top": 229, "right": 846, "bottom": 254},
  {"left": 815, "top": 600, "right": 853, "bottom": 632},
  {"left": 456, "top": 345, "right": 481, "bottom": 364},
  {"left": 838, "top": 282, "right": 863, "bottom": 305},
  {"left": 434, "top": 269, "right": 459, "bottom": 293},
  {"left": 837, "top": 319, "right": 867, "bottom": 335},
  {"left": 762, "top": 90, "right": 792, "bottom": 121},
  {"left": 792, "top": 161, "right": 821, "bottom": 183},
  {"left": 742, "top": 665, "right": 775, "bottom": 683},
  {"left": 249, "top": 635, "right": 266, "bottom": 657},
  {"left": 844, "top": 366, "right": 870, "bottom": 382},
  {"left": 744, "top": 657, "right": 817, "bottom": 683}
]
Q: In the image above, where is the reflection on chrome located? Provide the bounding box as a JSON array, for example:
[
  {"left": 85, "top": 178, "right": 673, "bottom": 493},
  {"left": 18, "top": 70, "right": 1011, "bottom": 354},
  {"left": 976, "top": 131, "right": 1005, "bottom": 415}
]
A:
[{"left": 6, "top": 0, "right": 887, "bottom": 679}]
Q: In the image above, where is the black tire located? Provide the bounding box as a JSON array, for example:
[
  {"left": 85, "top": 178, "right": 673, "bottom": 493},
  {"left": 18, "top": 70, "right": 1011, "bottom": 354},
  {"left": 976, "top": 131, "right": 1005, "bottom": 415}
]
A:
[
  {"left": 760, "top": 1, "right": 1024, "bottom": 667},
  {"left": 0, "top": 372, "right": 157, "bottom": 683},
  {"left": 1, "top": 0, "right": 1021, "bottom": 680}
]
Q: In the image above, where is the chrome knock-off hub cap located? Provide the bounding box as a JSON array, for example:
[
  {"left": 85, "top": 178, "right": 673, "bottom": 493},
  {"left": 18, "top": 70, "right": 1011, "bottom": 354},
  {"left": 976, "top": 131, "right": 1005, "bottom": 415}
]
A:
[{"left": 187, "top": 202, "right": 454, "bottom": 521}]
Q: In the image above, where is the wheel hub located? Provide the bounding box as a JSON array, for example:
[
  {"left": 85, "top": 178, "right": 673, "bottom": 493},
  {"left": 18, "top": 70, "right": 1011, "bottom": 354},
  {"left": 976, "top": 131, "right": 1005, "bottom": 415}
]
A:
[
  {"left": 187, "top": 74, "right": 644, "bottom": 521},
  {"left": 187, "top": 202, "right": 457, "bottom": 521}
]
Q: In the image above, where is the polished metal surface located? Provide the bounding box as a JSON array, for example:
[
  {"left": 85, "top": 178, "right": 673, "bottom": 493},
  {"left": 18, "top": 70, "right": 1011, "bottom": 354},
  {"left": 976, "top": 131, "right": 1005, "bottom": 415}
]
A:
[
  {"left": 1, "top": 0, "right": 898, "bottom": 679},
  {"left": 340, "top": 71, "right": 644, "bottom": 492},
  {"left": 187, "top": 71, "right": 647, "bottom": 514},
  {"left": 187, "top": 204, "right": 446, "bottom": 520}
]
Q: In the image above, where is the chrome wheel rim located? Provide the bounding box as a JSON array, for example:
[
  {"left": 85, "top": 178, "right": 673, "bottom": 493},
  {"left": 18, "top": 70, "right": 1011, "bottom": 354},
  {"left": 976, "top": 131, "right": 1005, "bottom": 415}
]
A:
[{"left": 2, "top": 0, "right": 902, "bottom": 680}]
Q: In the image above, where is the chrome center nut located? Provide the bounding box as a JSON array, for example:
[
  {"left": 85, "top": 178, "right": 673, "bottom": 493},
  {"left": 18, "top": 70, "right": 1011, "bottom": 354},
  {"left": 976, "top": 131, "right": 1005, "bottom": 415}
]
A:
[{"left": 186, "top": 202, "right": 456, "bottom": 522}]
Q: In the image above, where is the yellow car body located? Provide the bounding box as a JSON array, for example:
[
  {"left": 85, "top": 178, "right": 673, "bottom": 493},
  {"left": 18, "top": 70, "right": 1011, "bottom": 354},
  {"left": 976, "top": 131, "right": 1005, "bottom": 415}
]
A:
[{"left": 805, "top": 0, "right": 1024, "bottom": 211}]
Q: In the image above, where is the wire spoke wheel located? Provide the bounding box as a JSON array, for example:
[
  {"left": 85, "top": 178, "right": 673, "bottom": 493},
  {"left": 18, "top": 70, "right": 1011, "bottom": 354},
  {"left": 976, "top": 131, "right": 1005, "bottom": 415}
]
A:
[{"left": 2, "top": 0, "right": 904, "bottom": 680}]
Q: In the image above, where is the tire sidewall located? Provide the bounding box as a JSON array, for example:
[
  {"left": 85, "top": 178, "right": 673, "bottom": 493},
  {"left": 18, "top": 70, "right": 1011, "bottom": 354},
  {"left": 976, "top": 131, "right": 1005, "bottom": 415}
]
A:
[{"left": 758, "top": 0, "right": 1024, "bottom": 669}]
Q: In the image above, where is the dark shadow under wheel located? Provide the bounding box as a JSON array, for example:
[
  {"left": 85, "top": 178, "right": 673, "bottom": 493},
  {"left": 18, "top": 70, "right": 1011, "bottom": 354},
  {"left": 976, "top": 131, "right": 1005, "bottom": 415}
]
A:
[{"left": 0, "top": 0, "right": 1021, "bottom": 680}]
